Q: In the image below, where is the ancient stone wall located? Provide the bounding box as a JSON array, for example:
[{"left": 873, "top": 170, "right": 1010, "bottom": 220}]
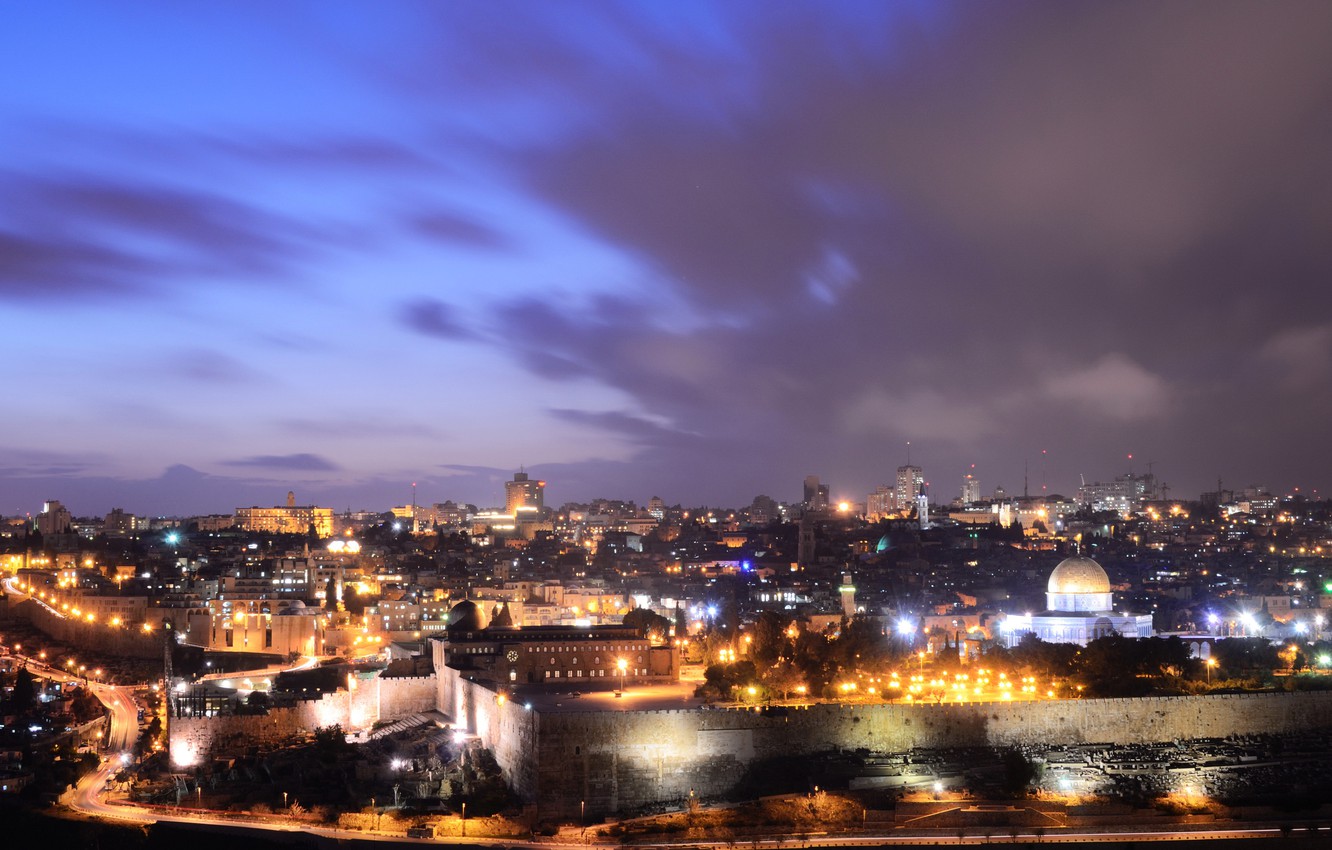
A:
[
  {"left": 378, "top": 675, "right": 436, "bottom": 718},
  {"left": 484, "top": 691, "right": 1332, "bottom": 819},
  {"left": 16, "top": 597, "right": 161, "bottom": 658}
]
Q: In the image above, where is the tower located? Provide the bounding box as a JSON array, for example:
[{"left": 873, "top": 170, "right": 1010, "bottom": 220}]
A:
[
  {"left": 505, "top": 470, "right": 545, "bottom": 516},
  {"left": 839, "top": 572, "right": 857, "bottom": 618},
  {"left": 961, "top": 473, "right": 981, "bottom": 505},
  {"left": 895, "top": 465, "right": 923, "bottom": 510},
  {"left": 797, "top": 517, "right": 816, "bottom": 568}
]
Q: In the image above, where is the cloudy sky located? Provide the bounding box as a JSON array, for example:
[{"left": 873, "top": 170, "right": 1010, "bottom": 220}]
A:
[{"left": 3, "top": 1, "right": 1331, "bottom": 516}]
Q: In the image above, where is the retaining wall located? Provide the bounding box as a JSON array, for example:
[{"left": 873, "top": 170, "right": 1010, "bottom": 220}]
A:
[{"left": 443, "top": 668, "right": 1332, "bottom": 820}]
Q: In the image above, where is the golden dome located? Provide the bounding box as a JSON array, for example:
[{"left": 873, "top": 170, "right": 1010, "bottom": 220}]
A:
[{"left": 1047, "top": 556, "right": 1110, "bottom": 595}]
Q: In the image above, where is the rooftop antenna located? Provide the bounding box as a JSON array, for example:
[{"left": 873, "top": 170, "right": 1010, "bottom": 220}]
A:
[
  {"left": 1023, "top": 460, "right": 1029, "bottom": 500},
  {"left": 905, "top": 441, "right": 911, "bottom": 466},
  {"left": 1041, "top": 448, "right": 1048, "bottom": 495}
]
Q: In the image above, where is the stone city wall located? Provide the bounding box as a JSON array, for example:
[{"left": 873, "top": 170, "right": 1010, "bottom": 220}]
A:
[
  {"left": 169, "top": 671, "right": 433, "bottom": 767},
  {"left": 12, "top": 597, "right": 161, "bottom": 659},
  {"left": 458, "top": 689, "right": 1332, "bottom": 819},
  {"left": 378, "top": 675, "right": 437, "bottom": 719}
]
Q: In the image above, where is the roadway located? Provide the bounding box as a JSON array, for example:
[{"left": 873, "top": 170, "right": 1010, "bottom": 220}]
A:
[{"left": 61, "top": 765, "right": 1307, "bottom": 849}]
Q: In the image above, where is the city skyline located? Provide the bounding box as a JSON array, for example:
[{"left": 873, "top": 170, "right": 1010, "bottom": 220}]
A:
[{"left": 4, "top": 2, "right": 1332, "bottom": 515}]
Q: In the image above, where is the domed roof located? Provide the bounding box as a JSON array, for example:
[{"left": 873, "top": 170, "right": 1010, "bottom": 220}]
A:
[
  {"left": 1047, "top": 555, "right": 1111, "bottom": 595},
  {"left": 446, "top": 599, "right": 483, "bottom": 632}
]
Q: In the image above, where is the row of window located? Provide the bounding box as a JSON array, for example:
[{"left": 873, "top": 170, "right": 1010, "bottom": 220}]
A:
[
  {"left": 543, "top": 668, "right": 642, "bottom": 678},
  {"left": 529, "top": 644, "right": 642, "bottom": 653}
]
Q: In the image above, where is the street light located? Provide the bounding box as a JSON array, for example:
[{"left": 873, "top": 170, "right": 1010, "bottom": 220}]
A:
[
  {"left": 616, "top": 658, "right": 627, "bottom": 695},
  {"left": 1206, "top": 657, "right": 1217, "bottom": 684}
]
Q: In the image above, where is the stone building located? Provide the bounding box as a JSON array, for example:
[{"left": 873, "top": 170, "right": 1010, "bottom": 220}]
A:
[{"left": 1001, "top": 554, "right": 1153, "bottom": 647}]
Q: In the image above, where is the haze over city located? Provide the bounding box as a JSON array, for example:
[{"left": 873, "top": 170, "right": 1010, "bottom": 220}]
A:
[{"left": 4, "top": 1, "right": 1332, "bottom": 516}]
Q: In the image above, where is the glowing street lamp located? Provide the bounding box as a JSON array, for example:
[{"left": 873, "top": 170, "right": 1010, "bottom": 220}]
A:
[
  {"left": 616, "top": 658, "right": 628, "bottom": 694},
  {"left": 1205, "top": 657, "right": 1216, "bottom": 684}
]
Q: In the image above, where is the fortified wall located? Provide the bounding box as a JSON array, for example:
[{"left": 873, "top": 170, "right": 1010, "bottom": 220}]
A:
[
  {"left": 445, "top": 671, "right": 1332, "bottom": 820},
  {"left": 170, "top": 672, "right": 435, "bottom": 767},
  {"left": 8, "top": 597, "right": 162, "bottom": 659}
]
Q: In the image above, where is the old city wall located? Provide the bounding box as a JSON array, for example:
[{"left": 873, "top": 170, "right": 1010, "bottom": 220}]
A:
[
  {"left": 452, "top": 674, "right": 540, "bottom": 800},
  {"left": 168, "top": 672, "right": 437, "bottom": 767},
  {"left": 170, "top": 681, "right": 373, "bottom": 766},
  {"left": 11, "top": 597, "right": 160, "bottom": 659},
  {"left": 378, "top": 675, "right": 436, "bottom": 718},
  {"left": 524, "top": 692, "right": 1332, "bottom": 819},
  {"left": 172, "top": 704, "right": 321, "bottom": 767}
]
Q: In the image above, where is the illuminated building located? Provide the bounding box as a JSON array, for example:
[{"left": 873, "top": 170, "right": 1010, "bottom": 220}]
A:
[
  {"left": 234, "top": 491, "right": 334, "bottom": 537},
  {"left": 1078, "top": 472, "right": 1158, "bottom": 512},
  {"left": 1001, "top": 555, "right": 1153, "bottom": 647},
  {"left": 505, "top": 470, "right": 545, "bottom": 516},
  {"left": 866, "top": 485, "right": 893, "bottom": 520},
  {"left": 961, "top": 474, "right": 981, "bottom": 505},
  {"left": 433, "top": 599, "right": 677, "bottom": 703},
  {"left": 895, "top": 465, "right": 923, "bottom": 511}
]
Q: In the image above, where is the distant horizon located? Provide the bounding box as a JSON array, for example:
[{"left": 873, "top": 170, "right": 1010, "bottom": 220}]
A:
[{"left": 3, "top": 458, "right": 1311, "bottom": 520}]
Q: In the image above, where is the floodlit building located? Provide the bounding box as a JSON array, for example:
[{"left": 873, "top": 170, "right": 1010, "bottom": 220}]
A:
[
  {"left": 234, "top": 491, "right": 334, "bottom": 537},
  {"left": 505, "top": 471, "right": 545, "bottom": 516},
  {"left": 1001, "top": 555, "right": 1153, "bottom": 647}
]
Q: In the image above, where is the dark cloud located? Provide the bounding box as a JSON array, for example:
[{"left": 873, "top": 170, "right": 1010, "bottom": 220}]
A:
[
  {"left": 399, "top": 297, "right": 477, "bottom": 341},
  {"left": 0, "top": 230, "right": 155, "bottom": 298},
  {"left": 221, "top": 454, "right": 341, "bottom": 472},
  {"left": 548, "top": 408, "right": 701, "bottom": 448},
  {"left": 206, "top": 135, "right": 436, "bottom": 172},
  {"left": 456, "top": 1, "right": 1332, "bottom": 502},
  {"left": 410, "top": 210, "right": 510, "bottom": 250},
  {"left": 0, "top": 172, "right": 329, "bottom": 301}
]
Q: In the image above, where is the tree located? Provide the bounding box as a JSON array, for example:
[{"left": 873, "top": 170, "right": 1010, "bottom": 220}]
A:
[
  {"left": 761, "top": 660, "right": 805, "bottom": 700},
  {"left": 622, "top": 607, "right": 672, "bottom": 641},
  {"left": 749, "top": 611, "right": 793, "bottom": 668},
  {"left": 10, "top": 666, "right": 36, "bottom": 712}
]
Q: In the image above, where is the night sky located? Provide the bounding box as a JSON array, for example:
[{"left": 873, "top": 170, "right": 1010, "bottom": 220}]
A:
[{"left": 4, "top": 2, "right": 1332, "bottom": 516}]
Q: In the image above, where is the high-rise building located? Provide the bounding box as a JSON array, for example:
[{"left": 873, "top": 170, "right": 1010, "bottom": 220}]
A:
[
  {"left": 961, "top": 474, "right": 981, "bottom": 505},
  {"left": 1078, "top": 472, "right": 1157, "bottom": 512},
  {"left": 866, "top": 485, "right": 894, "bottom": 521},
  {"left": 802, "top": 475, "right": 829, "bottom": 512},
  {"left": 505, "top": 470, "right": 545, "bottom": 516},
  {"left": 895, "top": 465, "right": 923, "bottom": 510}
]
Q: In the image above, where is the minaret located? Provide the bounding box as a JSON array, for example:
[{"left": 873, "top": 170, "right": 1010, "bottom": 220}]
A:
[{"left": 839, "top": 572, "right": 857, "bottom": 618}]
